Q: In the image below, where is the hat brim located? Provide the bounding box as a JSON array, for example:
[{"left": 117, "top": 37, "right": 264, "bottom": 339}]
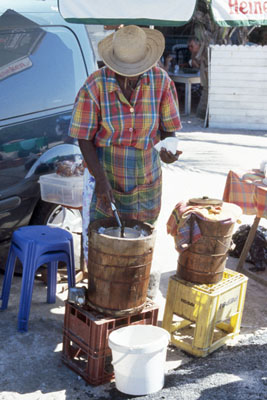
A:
[{"left": 98, "top": 28, "right": 165, "bottom": 77}]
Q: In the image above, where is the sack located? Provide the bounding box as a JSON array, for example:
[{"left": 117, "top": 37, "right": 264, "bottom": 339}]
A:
[{"left": 229, "top": 224, "right": 267, "bottom": 271}]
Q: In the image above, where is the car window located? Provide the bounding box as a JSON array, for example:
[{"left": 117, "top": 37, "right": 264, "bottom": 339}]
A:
[
  {"left": 86, "top": 24, "right": 114, "bottom": 62},
  {"left": 0, "top": 26, "right": 87, "bottom": 120}
]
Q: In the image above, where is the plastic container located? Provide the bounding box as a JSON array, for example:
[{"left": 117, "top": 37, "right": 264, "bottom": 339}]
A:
[
  {"left": 108, "top": 325, "right": 170, "bottom": 395},
  {"left": 39, "top": 173, "right": 83, "bottom": 208}
]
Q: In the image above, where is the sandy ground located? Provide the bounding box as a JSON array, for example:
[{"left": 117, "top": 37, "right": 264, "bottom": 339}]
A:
[{"left": 0, "top": 115, "right": 266, "bottom": 399}]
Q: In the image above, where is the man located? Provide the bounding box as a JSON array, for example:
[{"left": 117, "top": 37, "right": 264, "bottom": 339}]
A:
[
  {"left": 177, "top": 37, "right": 201, "bottom": 70},
  {"left": 68, "top": 25, "right": 182, "bottom": 260},
  {"left": 187, "top": 37, "right": 201, "bottom": 69},
  {"left": 180, "top": 37, "right": 208, "bottom": 119}
]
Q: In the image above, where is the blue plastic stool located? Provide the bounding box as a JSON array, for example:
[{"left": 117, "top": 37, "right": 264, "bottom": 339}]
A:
[{"left": 0, "top": 225, "right": 76, "bottom": 332}]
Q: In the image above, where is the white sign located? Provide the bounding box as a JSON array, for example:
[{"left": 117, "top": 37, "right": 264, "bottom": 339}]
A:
[
  {"left": 212, "top": 0, "right": 267, "bottom": 26},
  {"left": 58, "top": 0, "right": 197, "bottom": 26},
  {"left": 0, "top": 57, "right": 32, "bottom": 81}
]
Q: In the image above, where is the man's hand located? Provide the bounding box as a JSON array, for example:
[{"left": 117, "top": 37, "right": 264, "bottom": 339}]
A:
[
  {"left": 95, "top": 175, "right": 114, "bottom": 205},
  {"left": 160, "top": 149, "right": 183, "bottom": 164}
]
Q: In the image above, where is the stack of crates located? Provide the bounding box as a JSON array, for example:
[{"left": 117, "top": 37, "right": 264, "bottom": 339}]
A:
[
  {"left": 62, "top": 300, "right": 159, "bottom": 385},
  {"left": 162, "top": 268, "right": 248, "bottom": 357}
]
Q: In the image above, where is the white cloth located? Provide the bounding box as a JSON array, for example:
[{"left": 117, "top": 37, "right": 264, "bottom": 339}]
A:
[{"left": 82, "top": 168, "right": 95, "bottom": 263}]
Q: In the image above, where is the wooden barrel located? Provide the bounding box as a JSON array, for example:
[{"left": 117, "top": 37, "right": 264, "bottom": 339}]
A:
[
  {"left": 177, "top": 202, "right": 242, "bottom": 284},
  {"left": 87, "top": 218, "right": 156, "bottom": 316}
]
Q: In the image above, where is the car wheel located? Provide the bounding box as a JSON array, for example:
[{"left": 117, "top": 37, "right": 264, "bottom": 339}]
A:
[{"left": 30, "top": 200, "right": 82, "bottom": 233}]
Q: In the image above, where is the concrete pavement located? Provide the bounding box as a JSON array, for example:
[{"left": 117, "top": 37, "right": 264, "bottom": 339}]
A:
[{"left": 0, "top": 115, "right": 266, "bottom": 399}]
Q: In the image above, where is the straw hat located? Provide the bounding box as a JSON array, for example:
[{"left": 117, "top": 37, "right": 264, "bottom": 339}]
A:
[{"left": 98, "top": 25, "right": 165, "bottom": 77}]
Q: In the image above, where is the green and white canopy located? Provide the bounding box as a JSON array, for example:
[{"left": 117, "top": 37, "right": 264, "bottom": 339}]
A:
[
  {"left": 211, "top": 0, "right": 267, "bottom": 27},
  {"left": 58, "top": 0, "right": 197, "bottom": 26},
  {"left": 58, "top": 0, "right": 267, "bottom": 27}
]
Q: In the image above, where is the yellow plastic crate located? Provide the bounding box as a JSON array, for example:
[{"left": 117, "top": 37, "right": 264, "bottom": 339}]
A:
[{"left": 162, "top": 269, "right": 248, "bottom": 357}]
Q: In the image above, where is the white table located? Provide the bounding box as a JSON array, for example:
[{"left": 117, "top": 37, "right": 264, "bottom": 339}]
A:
[{"left": 169, "top": 72, "right": 201, "bottom": 115}]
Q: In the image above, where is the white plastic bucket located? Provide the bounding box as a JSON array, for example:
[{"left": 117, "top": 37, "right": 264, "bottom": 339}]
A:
[{"left": 108, "top": 325, "right": 170, "bottom": 395}]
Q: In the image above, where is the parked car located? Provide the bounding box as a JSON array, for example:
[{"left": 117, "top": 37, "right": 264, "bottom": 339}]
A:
[{"left": 0, "top": 0, "right": 97, "bottom": 268}]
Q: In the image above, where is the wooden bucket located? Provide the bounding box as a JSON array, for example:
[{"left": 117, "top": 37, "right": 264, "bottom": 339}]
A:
[
  {"left": 176, "top": 199, "right": 242, "bottom": 284},
  {"left": 177, "top": 217, "right": 236, "bottom": 284},
  {"left": 87, "top": 218, "right": 156, "bottom": 316}
]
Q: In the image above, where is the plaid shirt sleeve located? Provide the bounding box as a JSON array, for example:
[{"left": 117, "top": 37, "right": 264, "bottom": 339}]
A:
[
  {"left": 68, "top": 79, "right": 100, "bottom": 140},
  {"left": 159, "top": 78, "right": 181, "bottom": 132}
]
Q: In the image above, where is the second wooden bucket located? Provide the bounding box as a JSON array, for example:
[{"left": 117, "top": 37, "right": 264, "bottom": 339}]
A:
[
  {"left": 176, "top": 201, "right": 242, "bottom": 284},
  {"left": 87, "top": 218, "right": 156, "bottom": 316},
  {"left": 177, "top": 217, "right": 236, "bottom": 284}
]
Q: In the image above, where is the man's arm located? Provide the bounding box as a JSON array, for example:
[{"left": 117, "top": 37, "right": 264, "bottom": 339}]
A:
[{"left": 78, "top": 139, "right": 114, "bottom": 203}]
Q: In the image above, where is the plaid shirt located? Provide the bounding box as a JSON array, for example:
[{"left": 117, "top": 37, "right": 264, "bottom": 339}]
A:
[{"left": 68, "top": 66, "right": 181, "bottom": 149}]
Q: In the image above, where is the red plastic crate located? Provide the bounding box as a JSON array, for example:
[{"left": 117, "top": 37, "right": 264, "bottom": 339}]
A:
[
  {"left": 62, "top": 300, "right": 159, "bottom": 385},
  {"left": 62, "top": 332, "right": 114, "bottom": 385}
]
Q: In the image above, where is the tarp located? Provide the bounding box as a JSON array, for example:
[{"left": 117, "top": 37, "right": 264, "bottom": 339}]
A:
[
  {"left": 211, "top": 0, "right": 267, "bottom": 27},
  {"left": 58, "top": 0, "right": 197, "bottom": 26}
]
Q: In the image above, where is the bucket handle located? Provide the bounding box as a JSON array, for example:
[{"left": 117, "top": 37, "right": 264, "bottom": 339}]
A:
[
  {"left": 111, "top": 346, "right": 163, "bottom": 366},
  {"left": 188, "top": 237, "right": 232, "bottom": 256},
  {"left": 216, "top": 239, "right": 231, "bottom": 249},
  {"left": 111, "top": 352, "right": 129, "bottom": 367}
]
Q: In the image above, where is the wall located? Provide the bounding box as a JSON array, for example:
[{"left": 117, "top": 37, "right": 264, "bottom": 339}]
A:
[{"left": 209, "top": 45, "right": 267, "bottom": 130}]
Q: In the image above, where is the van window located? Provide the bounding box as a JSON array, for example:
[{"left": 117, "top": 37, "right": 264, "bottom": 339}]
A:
[{"left": 0, "top": 26, "right": 87, "bottom": 120}]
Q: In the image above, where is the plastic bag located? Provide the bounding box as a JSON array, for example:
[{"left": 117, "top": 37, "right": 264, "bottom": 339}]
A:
[{"left": 229, "top": 224, "right": 267, "bottom": 271}]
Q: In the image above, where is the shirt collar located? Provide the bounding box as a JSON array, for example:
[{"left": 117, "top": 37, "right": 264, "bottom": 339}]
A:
[{"left": 105, "top": 67, "right": 151, "bottom": 93}]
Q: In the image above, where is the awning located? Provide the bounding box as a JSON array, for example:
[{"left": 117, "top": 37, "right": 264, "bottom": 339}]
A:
[
  {"left": 58, "top": 0, "right": 197, "bottom": 26},
  {"left": 211, "top": 0, "right": 267, "bottom": 27}
]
